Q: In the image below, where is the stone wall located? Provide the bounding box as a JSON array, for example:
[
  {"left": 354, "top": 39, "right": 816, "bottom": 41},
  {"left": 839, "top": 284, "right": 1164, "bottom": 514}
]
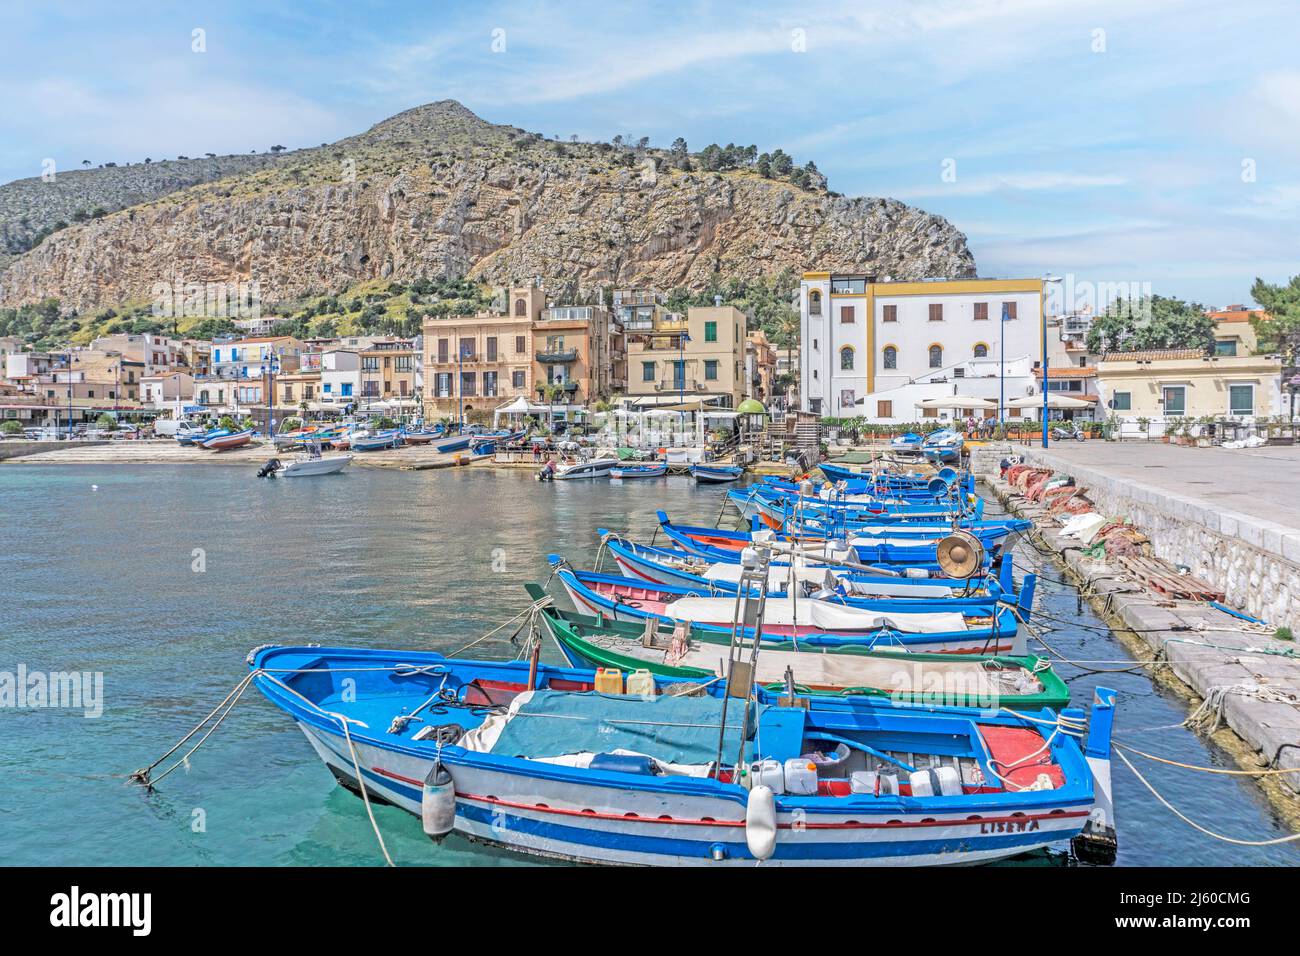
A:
[
  {"left": 0, "top": 440, "right": 107, "bottom": 460},
  {"left": 970, "top": 443, "right": 1300, "bottom": 631}
]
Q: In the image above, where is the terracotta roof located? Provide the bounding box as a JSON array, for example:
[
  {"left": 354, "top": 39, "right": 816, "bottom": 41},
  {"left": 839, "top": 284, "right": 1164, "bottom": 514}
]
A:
[
  {"left": 1048, "top": 366, "right": 1096, "bottom": 377},
  {"left": 1101, "top": 348, "right": 1205, "bottom": 362},
  {"left": 1207, "top": 309, "right": 1267, "bottom": 324}
]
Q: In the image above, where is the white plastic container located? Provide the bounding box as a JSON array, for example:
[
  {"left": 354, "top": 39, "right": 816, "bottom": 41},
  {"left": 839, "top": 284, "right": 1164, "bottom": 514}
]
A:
[
  {"left": 850, "top": 770, "right": 901, "bottom": 795},
  {"left": 748, "top": 759, "right": 786, "bottom": 794},
  {"left": 783, "top": 758, "right": 819, "bottom": 796},
  {"left": 908, "top": 766, "right": 962, "bottom": 797}
]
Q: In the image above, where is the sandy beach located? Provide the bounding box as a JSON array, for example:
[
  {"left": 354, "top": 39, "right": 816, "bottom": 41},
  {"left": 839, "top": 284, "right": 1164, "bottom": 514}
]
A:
[{"left": 0, "top": 438, "right": 491, "bottom": 470}]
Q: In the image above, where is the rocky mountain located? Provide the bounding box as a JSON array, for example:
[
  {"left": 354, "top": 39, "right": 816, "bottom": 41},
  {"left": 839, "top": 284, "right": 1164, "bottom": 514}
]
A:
[{"left": 0, "top": 101, "right": 975, "bottom": 312}]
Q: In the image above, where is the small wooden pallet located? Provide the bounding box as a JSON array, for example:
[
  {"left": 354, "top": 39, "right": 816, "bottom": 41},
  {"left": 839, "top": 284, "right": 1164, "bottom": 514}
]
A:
[{"left": 1116, "top": 555, "right": 1224, "bottom": 601}]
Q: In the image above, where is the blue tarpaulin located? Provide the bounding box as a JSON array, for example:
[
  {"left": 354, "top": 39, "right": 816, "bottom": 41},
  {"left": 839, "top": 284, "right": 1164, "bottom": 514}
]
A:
[{"left": 488, "top": 691, "right": 772, "bottom": 766}]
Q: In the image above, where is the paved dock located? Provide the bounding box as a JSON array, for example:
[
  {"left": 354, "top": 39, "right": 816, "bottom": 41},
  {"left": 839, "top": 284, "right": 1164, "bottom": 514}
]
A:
[{"left": 1004, "top": 441, "right": 1300, "bottom": 531}]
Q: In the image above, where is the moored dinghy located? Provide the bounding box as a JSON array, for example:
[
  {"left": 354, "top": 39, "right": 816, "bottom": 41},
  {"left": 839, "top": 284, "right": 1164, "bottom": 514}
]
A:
[
  {"left": 610, "top": 462, "right": 668, "bottom": 479},
  {"left": 249, "top": 643, "right": 1119, "bottom": 866},
  {"left": 691, "top": 463, "right": 744, "bottom": 483}
]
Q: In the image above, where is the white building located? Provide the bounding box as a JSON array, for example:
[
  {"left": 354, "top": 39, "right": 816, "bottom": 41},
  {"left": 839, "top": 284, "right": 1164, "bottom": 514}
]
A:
[
  {"left": 320, "top": 350, "right": 360, "bottom": 406},
  {"left": 799, "top": 274, "right": 1047, "bottom": 422}
]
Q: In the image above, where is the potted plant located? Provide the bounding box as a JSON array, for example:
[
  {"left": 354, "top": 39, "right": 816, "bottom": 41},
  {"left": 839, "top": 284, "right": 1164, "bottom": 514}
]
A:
[{"left": 1136, "top": 417, "right": 1151, "bottom": 442}]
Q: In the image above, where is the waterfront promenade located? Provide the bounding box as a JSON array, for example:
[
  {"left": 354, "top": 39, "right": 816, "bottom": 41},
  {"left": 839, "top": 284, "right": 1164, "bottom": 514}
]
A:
[{"left": 1008, "top": 441, "right": 1300, "bottom": 530}]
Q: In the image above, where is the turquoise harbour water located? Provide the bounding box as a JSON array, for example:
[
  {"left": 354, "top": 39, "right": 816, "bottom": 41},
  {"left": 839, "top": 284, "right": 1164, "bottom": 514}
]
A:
[{"left": 1, "top": 463, "right": 1295, "bottom": 866}]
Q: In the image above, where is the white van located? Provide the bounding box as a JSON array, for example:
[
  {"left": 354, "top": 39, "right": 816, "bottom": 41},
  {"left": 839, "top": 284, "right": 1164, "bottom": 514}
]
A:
[{"left": 156, "top": 418, "right": 204, "bottom": 438}]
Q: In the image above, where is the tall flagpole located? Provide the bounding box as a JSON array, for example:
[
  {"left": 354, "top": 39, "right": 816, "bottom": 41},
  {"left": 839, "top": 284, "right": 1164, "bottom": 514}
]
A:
[{"left": 999, "top": 302, "right": 1007, "bottom": 425}]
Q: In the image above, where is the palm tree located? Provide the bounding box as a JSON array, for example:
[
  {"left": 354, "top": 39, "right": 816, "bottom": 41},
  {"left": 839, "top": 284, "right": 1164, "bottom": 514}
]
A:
[{"left": 774, "top": 307, "right": 800, "bottom": 406}]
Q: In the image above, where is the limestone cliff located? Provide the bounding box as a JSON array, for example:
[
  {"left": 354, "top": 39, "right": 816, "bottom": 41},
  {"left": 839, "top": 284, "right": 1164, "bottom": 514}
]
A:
[{"left": 0, "top": 101, "right": 975, "bottom": 311}]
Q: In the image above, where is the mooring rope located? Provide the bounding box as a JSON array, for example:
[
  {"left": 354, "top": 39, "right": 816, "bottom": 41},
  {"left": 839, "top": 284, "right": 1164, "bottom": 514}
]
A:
[
  {"left": 1116, "top": 749, "right": 1300, "bottom": 846},
  {"left": 1115, "top": 741, "right": 1300, "bottom": 777}
]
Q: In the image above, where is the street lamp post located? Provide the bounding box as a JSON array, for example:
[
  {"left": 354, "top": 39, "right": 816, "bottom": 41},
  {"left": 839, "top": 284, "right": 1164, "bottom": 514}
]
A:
[
  {"left": 261, "top": 352, "right": 280, "bottom": 437},
  {"left": 678, "top": 331, "right": 690, "bottom": 445},
  {"left": 1042, "top": 275, "right": 1063, "bottom": 447}
]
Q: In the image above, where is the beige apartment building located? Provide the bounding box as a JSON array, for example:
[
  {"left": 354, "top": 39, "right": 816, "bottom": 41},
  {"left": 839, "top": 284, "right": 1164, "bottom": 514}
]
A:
[
  {"left": 423, "top": 286, "right": 542, "bottom": 416},
  {"left": 624, "top": 304, "right": 747, "bottom": 408},
  {"left": 422, "top": 285, "right": 625, "bottom": 417},
  {"left": 360, "top": 339, "right": 420, "bottom": 404}
]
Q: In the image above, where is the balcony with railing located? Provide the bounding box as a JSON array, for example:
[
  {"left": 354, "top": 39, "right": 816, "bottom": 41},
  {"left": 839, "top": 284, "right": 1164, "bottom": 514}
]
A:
[{"left": 536, "top": 347, "right": 579, "bottom": 363}]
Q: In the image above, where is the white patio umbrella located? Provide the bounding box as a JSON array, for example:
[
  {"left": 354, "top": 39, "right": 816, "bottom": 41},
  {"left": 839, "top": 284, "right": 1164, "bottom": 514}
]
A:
[
  {"left": 1006, "top": 394, "right": 1094, "bottom": 410},
  {"left": 916, "top": 396, "right": 996, "bottom": 410}
]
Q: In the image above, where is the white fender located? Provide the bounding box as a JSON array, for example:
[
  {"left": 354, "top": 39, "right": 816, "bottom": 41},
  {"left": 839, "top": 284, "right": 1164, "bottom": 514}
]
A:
[
  {"left": 745, "top": 785, "right": 777, "bottom": 861},
  {"left": 421, "top": 762, "right": 456, "bottom": 840}
]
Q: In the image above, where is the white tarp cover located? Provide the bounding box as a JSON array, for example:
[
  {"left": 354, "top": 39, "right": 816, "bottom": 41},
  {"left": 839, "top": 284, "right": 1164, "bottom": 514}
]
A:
[
  {"left": 662, "top": 596, "right": 968, "bottom": 633},
  {"left": 700, "top": 562, "right": 955, "bottom": 598}
]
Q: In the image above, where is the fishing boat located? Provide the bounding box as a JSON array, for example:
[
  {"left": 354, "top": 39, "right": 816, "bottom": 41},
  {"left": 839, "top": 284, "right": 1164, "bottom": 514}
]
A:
[
  {"left": 400, "top": 424, "right": 445, "bottom": 445},
  {"left": 201, "top": 429, "right": 254, "bottom": 451},
  {"left": 818, "top": 462, "right": 974, "bottom": 493},
  {"left": 553, "top": 457, "right": 620, "bottom": 480},
  {"left": 691, "top": 463, "right": 744, "bottom": 483},
  {"left": 249, "top": 644, "right": 1118, "bottom": 866},
  {"left": 352, "top": 429, "right": 404, "bottom": 452},
  {"left": 656, "top": 512, "right": 988, "bottom": 574},
  {"left": 596, "top": 532, "right": 1035, "bottom": 614},
  {"left": 549, "top": 558, "right": 1021, "bottom": 654},
  {"left": 432, "top": 433, "right": 473, "bottom": 454},
  {"left": 610, "top": 462, "right": 668, "bottom": 479},
  {"left": 524, "top": 583, "right": 1066, "bottom": 709}
]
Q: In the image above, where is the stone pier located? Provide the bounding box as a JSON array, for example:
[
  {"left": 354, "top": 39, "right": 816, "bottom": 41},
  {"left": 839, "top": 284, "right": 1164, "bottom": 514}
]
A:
[{"left": 971, "top": 441, "right": 1300, "bottom": 632}]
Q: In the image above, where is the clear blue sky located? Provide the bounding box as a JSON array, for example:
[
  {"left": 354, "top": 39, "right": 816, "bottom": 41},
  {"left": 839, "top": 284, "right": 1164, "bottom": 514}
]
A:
[{"left": 2, "top": 0, "right": 1297, "bottom": 308}]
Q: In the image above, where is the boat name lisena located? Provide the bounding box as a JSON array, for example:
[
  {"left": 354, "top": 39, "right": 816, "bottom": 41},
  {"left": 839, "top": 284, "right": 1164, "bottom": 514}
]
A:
[
  {"left": 49, "top": 886, "right": 151, "bottom": 936},
  {"left": 0, "top": 664, "right": 103, "bottom": 718},
  {"left": 978, "top": 818, "right": 1041, "bottom": 834}
]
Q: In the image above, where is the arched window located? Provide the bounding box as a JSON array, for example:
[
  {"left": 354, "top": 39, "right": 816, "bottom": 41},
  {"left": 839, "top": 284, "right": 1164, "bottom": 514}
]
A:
[
  {"left": 840, "top": 346, "right": 854, "bottom": 371},
  {"left": 973, "top": 343, "right": 988, "bottom": 358},
  {"left": 882, "top": 346, "right": 897, "bottom": 370},
  {"left": 928, "top": 344, "right": 943, "bottom": 368},
  {"left": 809, "top": 290, "right": 822, "bottom": 316},
  {"left": 514, "top": 298, "right": 527, "bottom": 317}
]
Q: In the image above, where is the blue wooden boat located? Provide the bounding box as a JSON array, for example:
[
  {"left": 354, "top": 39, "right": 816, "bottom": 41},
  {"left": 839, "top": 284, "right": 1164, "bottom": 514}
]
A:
[
  {"left": 596, "top": 531, "right": 1036, "bottom": 616},
  {"left": 691, "top": 463, "right": 744, "bottom": 483},
  {"left": 249, "top": 643, "right": 1118, "bottom": 866},
  {"left": 655, "top": 512, "right": 989, "bottom": 574},
  {"left": 818, "top": 462, "right": 974, "bottom": 494},
  {"left": 180, "top": 426, "right": 229, "bottom": 447},
  {"left": 739, "top": 483, "right": 983, "bottom": 520},
  {"left": 549, "top": 558, "right": 1021, "bottom": 654},
  {"left": 610, "top": 462, "right": 668, "bottom": 479},
  {"left": 352, "top": 429, "right": 404, "bottom": 452},
  {"left": 432, "top": 434, "right": 473, "bottom": 453},
  {"left": 601, "top": 529, "right": 1015, "bottom": 597}
]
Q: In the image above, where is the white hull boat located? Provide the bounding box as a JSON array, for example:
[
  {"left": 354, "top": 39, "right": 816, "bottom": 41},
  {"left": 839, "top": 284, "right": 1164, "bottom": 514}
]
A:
[
  {"left": 281, "top": 454, "right": 353, "bottom": 477},
  {"left": 553, "top": 457, "right": 620, "bottom": 480}
]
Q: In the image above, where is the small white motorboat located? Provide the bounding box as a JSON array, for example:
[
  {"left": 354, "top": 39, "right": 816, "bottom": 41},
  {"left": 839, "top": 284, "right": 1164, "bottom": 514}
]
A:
[
  {"left": 257, "top": 447, "right": 353, "bottom": 478},
  {"left": 552, "top": 457, "right": 620, "bottom": 480},
  {"left": 281, "top": 453, "right": 352, "bottom": 477}
]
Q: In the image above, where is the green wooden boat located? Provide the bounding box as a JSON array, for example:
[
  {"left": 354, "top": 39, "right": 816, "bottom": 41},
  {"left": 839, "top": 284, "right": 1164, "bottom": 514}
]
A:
[{"left": 526, "top": 583, "right": 1069, "bottom": 710}]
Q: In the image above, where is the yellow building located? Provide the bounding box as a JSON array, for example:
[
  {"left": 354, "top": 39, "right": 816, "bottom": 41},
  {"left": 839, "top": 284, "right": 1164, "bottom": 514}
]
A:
[
  {"left": 1098, "top": 349, "right": 1282, "bottom": 424},
  {"left": 624, "top": 304, "right": 747, "bottom": 407},
  {"left": 359, "top": 339, "right": 419, "bottom": 405},
  {"left": 532, "top": 305, "right": 616, "bottom": 405}
]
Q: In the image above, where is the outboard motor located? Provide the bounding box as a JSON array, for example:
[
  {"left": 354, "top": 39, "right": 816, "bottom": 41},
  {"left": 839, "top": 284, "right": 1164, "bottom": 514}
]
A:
[{"left": 256, "top": 458, "right": 282, "bottom": 478}]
